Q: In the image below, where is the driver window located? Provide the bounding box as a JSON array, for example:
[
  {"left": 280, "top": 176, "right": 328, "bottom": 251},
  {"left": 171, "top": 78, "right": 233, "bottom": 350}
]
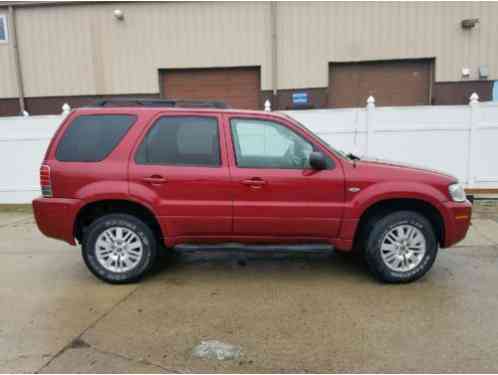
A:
[{"left": 230, "top": 118, "right": 314, "bottom": 169}]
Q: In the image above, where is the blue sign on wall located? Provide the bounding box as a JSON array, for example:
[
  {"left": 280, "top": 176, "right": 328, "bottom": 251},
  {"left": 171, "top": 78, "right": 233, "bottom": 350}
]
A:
[
  {"left": 493, "top": 81, "right": 498, "bottom": 102},
  {"left": 292, "top": 92, "right": 309, "bottom": 105}
]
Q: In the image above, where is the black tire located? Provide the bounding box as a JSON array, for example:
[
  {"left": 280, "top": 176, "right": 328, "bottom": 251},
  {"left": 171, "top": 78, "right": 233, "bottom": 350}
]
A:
[
  {"left": 82, "top": 213, "right": 157, "bottom": 284},
  {"left": 364, "top": 210, "right": 438, "bottom": 283}
]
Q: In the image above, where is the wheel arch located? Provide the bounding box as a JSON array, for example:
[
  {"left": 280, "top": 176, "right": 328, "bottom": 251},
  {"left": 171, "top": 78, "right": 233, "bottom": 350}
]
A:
[
  {"left": 353, "top": 198, "right": 445, "bottom": 251},
  {"left": 74, "top": 199, "right": 163, "bottom": 245}
]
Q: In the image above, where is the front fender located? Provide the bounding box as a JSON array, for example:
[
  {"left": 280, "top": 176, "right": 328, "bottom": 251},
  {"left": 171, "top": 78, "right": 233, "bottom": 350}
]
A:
[
  {"left": 347, "top": 181, "right": 448, "bottom": 220},
  {"left": 336, "top": 181, "right": 449, "bottom": 251}
]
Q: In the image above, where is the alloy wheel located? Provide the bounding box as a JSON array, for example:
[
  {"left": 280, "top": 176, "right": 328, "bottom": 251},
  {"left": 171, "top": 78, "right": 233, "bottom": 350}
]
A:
[
  {"left": 380, "top": 224, "right": 427, "bottom": 272},
  {"left": 94, "top": 226, "right": 144, "bottom": 273}
]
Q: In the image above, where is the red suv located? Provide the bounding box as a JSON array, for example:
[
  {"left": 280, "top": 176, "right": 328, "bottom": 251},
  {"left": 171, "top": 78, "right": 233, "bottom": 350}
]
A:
[{"left": 32, "top": 100, "right": 472, "bottom": 284}]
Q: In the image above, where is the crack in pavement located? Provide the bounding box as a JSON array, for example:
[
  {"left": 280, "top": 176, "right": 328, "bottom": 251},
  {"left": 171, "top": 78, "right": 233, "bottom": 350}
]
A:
[
  {"left": 80, "top": 345, "right": 318, "bottom": 373},
  {"left": 88, "top": 344, "right": 183, "bottom": 373},
  {"left": 35, "top": 285, "right": 141, "bottom": 373},
  {"left": 0, "top": 353, "right": 53, "bottom": 366}
]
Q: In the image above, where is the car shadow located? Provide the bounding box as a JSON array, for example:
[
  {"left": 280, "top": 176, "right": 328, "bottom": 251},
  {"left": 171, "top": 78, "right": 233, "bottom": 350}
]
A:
[{"left": 147, "top": 247, "right": 372, "bottom": 282}]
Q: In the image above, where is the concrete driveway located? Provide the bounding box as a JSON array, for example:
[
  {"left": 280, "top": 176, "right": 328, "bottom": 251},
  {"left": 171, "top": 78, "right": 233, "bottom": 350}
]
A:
[{"left": 1, "top": 203, "right": 498, "bottom": 373}]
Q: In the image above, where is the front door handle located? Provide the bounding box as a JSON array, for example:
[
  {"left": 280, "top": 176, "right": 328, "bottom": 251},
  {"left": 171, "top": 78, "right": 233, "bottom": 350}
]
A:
[
  {"left": 241, "top": 178, "right": 267, "bottom": 187},
  {"left": 143, "top": 175, "right": 167, "bottom": 184}
]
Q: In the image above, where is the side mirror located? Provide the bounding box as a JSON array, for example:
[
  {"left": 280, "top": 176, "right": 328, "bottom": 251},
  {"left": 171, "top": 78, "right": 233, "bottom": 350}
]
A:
[{"left": 309, "top": 151, "right": 328, "bottom": 170}]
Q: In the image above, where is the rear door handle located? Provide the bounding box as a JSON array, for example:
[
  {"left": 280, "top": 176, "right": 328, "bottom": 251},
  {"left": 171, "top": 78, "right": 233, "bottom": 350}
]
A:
[
  {"left": 143, "top": 175, "right": 167, "bottom": 184},
  {"left": 241, "top": 178, "right": 267, "bottom": 187}
]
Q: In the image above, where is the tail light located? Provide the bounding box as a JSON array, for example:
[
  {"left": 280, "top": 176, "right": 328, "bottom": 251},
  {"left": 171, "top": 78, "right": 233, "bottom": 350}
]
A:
[{"left": 40, "top": 164, "right": 53, "bottom": 197}]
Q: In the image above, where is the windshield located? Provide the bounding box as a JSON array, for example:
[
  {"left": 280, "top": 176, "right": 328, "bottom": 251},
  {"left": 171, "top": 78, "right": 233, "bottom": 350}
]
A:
[{"left": 283, "top": 115, "right": 356, "bottom": 161}]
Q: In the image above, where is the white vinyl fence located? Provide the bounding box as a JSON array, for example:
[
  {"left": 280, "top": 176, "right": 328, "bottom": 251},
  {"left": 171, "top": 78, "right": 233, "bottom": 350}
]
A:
[
  {"left": 0, "top": 114, "right": 64, "bottom": 203},
  {"left": 285, "top": 94, "right": 498, "bottom": 190},
  {"left": 0, "top": 95, "right": 497, "bottom": 204}
]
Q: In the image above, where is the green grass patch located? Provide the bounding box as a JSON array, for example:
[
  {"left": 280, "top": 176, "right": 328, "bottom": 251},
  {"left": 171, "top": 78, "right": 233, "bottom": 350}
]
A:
[{"left": 0, "top": 204, "right": 33, "bottom": 213}]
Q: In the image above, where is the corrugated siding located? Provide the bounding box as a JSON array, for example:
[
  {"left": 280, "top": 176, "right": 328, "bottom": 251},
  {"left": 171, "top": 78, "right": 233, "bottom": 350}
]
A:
[
  {"left": 278, "top": 1, "right": 498, "bottom": 89},
  {"left": 10, "top": 2, "right": 271, "bottom": 97},
  {"left": 0, "top": 2, "right": 497, "bottom": 97},
  {"left": 14, "top": 5, "right": 97, "bottom": 97},
  {"left": 0, "top": 9, "right": 19, "bottom": 98}
]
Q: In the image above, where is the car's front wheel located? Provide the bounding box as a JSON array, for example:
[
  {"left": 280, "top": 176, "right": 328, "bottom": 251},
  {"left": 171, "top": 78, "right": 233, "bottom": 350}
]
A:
[
  {"left": 364, "top": 211, "right": 438, "bottom": 283},
  {"left": 82, "top": 213, "right": 157, "bottom": 284}
]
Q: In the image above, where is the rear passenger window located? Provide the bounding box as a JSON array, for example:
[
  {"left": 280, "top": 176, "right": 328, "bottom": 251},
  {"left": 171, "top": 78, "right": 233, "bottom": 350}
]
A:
[
  {"left": 135, "top": 116, "right": 221, "bottom": 167},
  {"left": 56, "top": 115, "right": 136, "bottom": 162}
]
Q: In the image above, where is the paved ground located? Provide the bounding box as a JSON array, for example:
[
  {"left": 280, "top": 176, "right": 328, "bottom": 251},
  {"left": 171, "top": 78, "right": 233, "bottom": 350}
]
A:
[{"left": 1, "top": 202, "right": 498, "bottom": 373}]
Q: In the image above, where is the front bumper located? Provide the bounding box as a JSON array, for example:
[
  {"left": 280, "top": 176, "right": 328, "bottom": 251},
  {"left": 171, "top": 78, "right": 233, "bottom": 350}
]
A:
[
  {"left": 441, "top": 200, "right": 472, "bottom": 248},
  {"left": 32, "top": 197, "right": 81, "bottom": 245}
]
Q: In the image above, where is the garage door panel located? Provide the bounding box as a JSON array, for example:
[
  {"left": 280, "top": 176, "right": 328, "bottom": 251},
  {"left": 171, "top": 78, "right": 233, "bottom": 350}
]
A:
[
  {"left": 162, "top": 67, "right": 260, "bottom": 110},
  {"left": 329, "top": 60, "right": 432, "bottom": 108}
]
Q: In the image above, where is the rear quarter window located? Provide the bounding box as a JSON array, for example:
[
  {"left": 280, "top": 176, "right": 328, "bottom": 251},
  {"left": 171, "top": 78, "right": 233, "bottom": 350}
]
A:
[{"left": 56, "top": 114, "right": 136, "bottom": 162}]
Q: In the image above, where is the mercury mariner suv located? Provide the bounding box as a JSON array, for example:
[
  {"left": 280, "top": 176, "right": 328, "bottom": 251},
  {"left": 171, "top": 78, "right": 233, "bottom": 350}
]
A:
[{"left": 32, "top": 99, "right": 472, "bottom": 284}]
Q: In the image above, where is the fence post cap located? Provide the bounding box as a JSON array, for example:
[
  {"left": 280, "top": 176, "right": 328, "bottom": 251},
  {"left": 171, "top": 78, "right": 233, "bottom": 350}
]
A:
[
  {"left": 264, "top": 99, "right": 271, "bottom": 112},
  {"left": 470, "top": 92, "right": 479, "bottom": 104},
  {"left": 366, "top": 96, "right": 375, "bottom": 105}
]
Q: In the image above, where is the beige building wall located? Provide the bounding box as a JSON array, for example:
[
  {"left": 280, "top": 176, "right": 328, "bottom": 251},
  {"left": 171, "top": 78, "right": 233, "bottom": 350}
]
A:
[
  {"left": 0, "top": 8, "right": 18, "bottom": 98},
  {"left": 0, "top": 1, "right": 497, "bottom": 98},
  {"left": 277, "top": 1, "right": 498, "bottom": 89},
  {"left": 1, "top": 2, "right": 272, "bottom": 98}
]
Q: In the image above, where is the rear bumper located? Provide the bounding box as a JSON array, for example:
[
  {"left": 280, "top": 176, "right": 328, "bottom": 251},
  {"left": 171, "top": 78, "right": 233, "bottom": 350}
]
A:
[
  {"left": 441, "top": 200, "right": 472, "bottom": 248},
  {"left": 32, "top": 197, "right": 81, "bottom": 245}
]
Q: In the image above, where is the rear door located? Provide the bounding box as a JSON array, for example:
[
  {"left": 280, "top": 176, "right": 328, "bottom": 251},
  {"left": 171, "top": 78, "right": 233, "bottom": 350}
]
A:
[
  {"left": 129, "top": 113, "right": 232, "bottom": 238},
  {"left": 225, "top": 114, "right": 345, "bottom": 239}
]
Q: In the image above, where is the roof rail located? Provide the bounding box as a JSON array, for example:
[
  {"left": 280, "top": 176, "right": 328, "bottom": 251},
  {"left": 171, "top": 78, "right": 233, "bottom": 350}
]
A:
[{"left": 91, "top": 98, "right": 230, "bottom": 109}]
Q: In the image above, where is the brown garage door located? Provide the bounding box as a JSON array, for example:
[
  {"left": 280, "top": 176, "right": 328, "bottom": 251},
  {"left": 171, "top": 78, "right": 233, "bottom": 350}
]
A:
[
  {"left": 329, "top": 59, "right": 433, "bottom": 108},
  {"left": 161, "top": 67, "right": 261, "bottom": 110}
]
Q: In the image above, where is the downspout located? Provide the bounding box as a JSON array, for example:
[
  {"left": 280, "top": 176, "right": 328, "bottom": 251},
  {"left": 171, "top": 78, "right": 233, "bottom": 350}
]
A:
[
  {"left": 270, "top": 2, "right": 278, "bottom": 110},
  {"left": 8, "top": 5, "right": 26, "bottom": 114}
]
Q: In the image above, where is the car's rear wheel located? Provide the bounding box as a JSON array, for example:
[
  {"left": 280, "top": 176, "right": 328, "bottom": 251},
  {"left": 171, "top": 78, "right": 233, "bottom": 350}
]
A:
[
  {"left": 364, "top": 211, "right": 438, "bottom": 283},
  {"left": 82, "top": 213, "right": 157, "bottom": 284}
]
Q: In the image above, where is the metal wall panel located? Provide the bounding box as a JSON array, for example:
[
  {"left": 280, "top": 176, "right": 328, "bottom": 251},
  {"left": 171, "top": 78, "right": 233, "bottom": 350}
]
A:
[
  {"left": 0, "top": 9, "right": 19, "bottom": 98},
  {"left": 277, "top": 2, "right": 498, "bottom": 89},
  {"left": 13, "top": 5, "right": 97, "bottom": 97},
  {"left": 0, "top": 2, "right": 497, "bottom": 97},
  {"left": 8, "top": 2, "right": 271, "bottom": 97}
]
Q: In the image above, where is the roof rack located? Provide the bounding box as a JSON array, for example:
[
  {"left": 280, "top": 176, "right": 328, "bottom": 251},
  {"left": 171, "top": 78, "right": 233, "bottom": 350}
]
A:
[{"left": 91, "top": 98, "right": 230, "bottom": 109}]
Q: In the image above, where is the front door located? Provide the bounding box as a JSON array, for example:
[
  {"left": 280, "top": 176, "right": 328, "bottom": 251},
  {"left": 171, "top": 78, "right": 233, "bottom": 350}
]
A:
[
  {"left": 129, "top": 113, "right": 232, "bottom": 238},
  {"left": 225, "top": 115, "right": 345, "bottom": 239}
]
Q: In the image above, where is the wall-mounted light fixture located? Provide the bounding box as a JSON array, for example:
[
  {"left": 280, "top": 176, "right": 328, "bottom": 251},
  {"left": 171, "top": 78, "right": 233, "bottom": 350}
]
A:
[
  {"left": 461, "top": 18, "right": 479, "bottom": 29},
  {"left": 461, "top": 67, "right": 471, "bottom": 78},
  {"left": 113, "top": 9, "right": 125, "bottom": 21}
]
